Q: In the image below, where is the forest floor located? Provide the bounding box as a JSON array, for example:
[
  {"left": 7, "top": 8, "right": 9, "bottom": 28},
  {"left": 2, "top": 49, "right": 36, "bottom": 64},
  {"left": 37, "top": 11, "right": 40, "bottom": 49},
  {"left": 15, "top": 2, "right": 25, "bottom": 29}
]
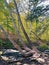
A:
[{"left": 0, "top": 49, "right": 49, "bottom": 65}]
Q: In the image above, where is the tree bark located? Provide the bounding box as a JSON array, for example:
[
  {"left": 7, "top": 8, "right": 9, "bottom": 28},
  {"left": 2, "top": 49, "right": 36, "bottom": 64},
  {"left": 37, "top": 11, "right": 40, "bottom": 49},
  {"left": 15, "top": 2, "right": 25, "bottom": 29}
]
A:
[
  {"left": 14, "top": 0, "right": 33, "bottom": 47},
  {"left": 5, "top": 0, "right": 32, "bottom": 52},
  {"left": 0, "top": 25, "right": 22, "bottom": 51}
]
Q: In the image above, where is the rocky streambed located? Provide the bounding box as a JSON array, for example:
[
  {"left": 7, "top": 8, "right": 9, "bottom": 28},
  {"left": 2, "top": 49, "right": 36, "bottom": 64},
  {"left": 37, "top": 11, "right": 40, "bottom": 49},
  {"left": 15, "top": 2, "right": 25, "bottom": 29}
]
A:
[{"left": 0, "top": 49, "right": 49, "bottom": 65}]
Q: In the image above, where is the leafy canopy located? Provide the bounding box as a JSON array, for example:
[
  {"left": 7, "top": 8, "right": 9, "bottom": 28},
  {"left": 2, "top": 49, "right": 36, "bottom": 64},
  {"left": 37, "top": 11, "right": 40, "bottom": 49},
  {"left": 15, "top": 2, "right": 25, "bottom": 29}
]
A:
[{"left": 26, "top": 0, "right": 49, "bottom": 22}]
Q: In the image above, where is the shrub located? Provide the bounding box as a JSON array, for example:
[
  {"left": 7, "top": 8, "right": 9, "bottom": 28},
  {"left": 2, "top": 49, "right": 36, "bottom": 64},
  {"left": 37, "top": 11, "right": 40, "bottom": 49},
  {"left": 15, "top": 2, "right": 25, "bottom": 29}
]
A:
[
  {"left": 38, "top": 44, "right": 49, "bottom": 52},
  {"left": 0, "top": 39, "right": 2, "bottom": 46}
]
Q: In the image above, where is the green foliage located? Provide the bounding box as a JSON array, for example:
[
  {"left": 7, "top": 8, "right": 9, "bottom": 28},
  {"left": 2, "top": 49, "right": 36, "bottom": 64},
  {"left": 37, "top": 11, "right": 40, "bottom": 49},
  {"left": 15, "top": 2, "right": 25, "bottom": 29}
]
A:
[
  {"left": 0, "top": 39, "right": 2, "bottom": 46},
  {"left": 0, "top": 39, "right": 13, "bottom": 48},
  {"left": 38, "top": 44, "right": 49, "bottom": 51},
  {"left": 2, "top": 39, "right": 13, "bottom": 48},
  {"left": 0, "top": 0, "right": 49, "bottom": 49},
  {"left": 26, "top": 0, "right": 44, "bottom": 22}
]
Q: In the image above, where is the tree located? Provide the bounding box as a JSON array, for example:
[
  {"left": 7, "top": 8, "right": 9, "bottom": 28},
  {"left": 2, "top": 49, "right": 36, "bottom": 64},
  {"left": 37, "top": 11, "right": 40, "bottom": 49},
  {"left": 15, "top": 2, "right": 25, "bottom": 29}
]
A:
[
  {"left": 13, "top": 0, "right": 39, "bottom": 51},
  {"left": 3, "top": 0, "right": 40, "bottom": 56},
  {"left": 1, "top": 0, "right": 49, "bottom": 57},
  {"left": 26, "top": 0, "right": 49, "bottom": 44},
  {"left": 0, "top": 0, "right": 33, "bottom": 57},
  {"left": 5, "top": 0, "right": 39, "bottom": 53}
]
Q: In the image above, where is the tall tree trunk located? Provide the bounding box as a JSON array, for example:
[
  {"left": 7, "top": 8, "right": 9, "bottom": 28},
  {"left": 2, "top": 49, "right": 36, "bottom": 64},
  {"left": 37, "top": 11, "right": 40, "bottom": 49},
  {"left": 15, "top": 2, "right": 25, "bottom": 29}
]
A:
[
  {"left": 13, "top": 0, "right": 39, "bottom": 52},
  {"left": 30, "top": 21, "right": 32, "bottom": 35},
  {"left": 14, "top": 0, "right": 33, "bottom": 47}
]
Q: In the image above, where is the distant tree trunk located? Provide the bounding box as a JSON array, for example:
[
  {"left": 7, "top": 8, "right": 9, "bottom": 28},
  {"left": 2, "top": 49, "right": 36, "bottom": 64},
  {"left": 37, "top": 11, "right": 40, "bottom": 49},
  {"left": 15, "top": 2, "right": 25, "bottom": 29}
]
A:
[
  {"left": 30, "top": 21, "right": 32, "bottom": 35},
  {"left": 35, "top": 19, "right": 43, "bottom": 45},
  {"left": 31, "top": 31, "right": 44, "bottom": 45}
]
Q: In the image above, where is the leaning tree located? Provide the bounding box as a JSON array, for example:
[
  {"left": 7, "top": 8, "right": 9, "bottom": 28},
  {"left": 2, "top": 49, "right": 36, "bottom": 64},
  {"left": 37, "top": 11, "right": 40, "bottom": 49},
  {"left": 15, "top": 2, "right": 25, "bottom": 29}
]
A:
[
  {"left": 0, "top": 0, "right": 49, "bottom": 57},
  {"left": 0, "top": 0, "right": 38, "bottom": 57}
]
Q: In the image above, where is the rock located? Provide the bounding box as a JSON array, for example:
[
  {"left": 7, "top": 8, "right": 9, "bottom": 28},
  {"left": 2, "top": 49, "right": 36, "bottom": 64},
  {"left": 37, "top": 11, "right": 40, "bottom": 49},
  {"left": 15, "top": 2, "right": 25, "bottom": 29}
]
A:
[
  {"left": 1, "top": 49, "right": 25, "bottom": 63},
  {"left": 43, "top": 53, "right": 48, "bottom": 57},
  {"left": 2, "top": 49, "right": 23, "bottom": 57},
  {"left": 47, "top": 60, "right": 49, "bottom": 64},
  {"left": 33, "top": 53, "right": 40, "bottom": 59},
  {"left": 0, "top": 60, "right": 8, "bottom": 65},
  {"left": 44, "top": 50, "right": 49, "bottom": 54},
  {"left": 22, "top": 50, "right": 26, "bottom": 53},
  {"left": 37, "top": 58, "right": 45, "bottom": 63},
  {"left": 0, "top": 51, "right": 3, "bottom": 55},
  {"left": 23, "top": 64, "right": 29, "bottom": 65},
  {"left": 4, "top": 49, "right": 19, "bottom": 54},
  {"left": 9, "top": 56, "right": 16, "bottom": 61},
  {"left": 44, "top": 57, "right": 48, "bottom": 60},
  {"left": 1, "top": 56, "right": 9, "bottom": 61},
  {"left": 16, "top": 62, "right": 22, "bottom": 65}
]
